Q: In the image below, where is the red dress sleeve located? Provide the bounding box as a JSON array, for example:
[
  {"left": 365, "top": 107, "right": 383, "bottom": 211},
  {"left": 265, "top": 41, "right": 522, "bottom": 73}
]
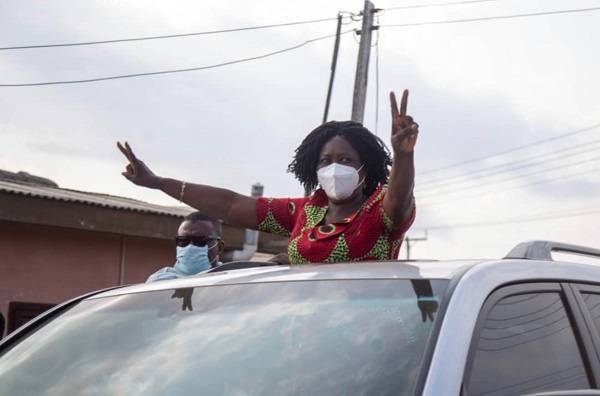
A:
[{"left": 256, "top": 196, "right": 308, "bottom": 237}]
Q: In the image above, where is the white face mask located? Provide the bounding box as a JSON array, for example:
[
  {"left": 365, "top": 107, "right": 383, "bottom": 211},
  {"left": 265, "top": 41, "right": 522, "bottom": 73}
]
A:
[{"left": 317, "top": 163, "right": 364, "bottom": 201}]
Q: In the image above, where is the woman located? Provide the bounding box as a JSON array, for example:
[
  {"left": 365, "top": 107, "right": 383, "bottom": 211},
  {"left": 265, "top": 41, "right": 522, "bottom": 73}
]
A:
[{"left": 118, "top": 90, "right": 418, "bottom": 264}]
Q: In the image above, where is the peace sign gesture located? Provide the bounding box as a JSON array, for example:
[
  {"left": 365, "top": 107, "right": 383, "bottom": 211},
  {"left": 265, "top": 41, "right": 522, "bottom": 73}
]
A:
[
  {"left": 117, "top": 141, "right": 160, "bottom": 188},
  {"left": 390, "top": 89, "right": 419, "bottom": 154}
]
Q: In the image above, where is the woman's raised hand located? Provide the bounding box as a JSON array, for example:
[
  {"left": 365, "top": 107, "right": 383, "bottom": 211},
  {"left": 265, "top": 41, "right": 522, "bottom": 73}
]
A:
[
  {"left": 117, "top": 141, "right": 161, "bottom": 188},
  {"left": 390, "top": 90, "right": 419, "bottom": 154}
]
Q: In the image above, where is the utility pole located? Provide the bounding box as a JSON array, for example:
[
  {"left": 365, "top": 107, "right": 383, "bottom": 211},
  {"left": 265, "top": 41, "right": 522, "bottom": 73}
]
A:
[
  {"left": 322, "top": 13, "right": 343, "bottom": 124},
  {"left": 351, "top": 0, "right": 378, "bottom": 124},
  {"left": 405, "top": 231, "right": 428, "bottom": 260}
]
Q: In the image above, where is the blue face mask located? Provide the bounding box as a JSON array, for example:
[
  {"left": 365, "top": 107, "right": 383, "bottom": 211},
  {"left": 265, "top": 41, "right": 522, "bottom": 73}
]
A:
[{"left": 173, "top": 243, "right": 218, "bottom": 275}]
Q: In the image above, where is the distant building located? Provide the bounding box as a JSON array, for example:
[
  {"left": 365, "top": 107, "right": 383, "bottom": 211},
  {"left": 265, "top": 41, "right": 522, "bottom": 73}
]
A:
[{"left": 0, "top": 170, "right": 287, "bottom": 337}]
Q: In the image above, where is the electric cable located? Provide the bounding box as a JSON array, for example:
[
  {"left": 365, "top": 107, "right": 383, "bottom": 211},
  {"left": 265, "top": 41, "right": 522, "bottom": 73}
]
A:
[
  {"left": 418, "top": 139, "right": 600, "bottom": 191},
  {"left": 385, "top": 0, "right": 499, "bottom": 11},
  {"left": 417, "top": 146, "right": 600, "bottom": 196},
  {"left": 413, "top": 205, "right": 600, "bottom": 231},
  {"left": 418, "top": 123, "right": 600, "bottom": 176},
  {"left": 0, "top": 17, "right": 342, "bottom": 51},
  {"left": 381, "top": 7, "right": 600, "bottom": 28},
  {"left": 0, "top": 29, "right": 355, "bottom": 87},
  {"left": 374, "top": 16, "right": 381, "bottom": 135},
  {"left": 417, "top": 154, "right": 600, "bottom": 199},
  {"left": 417, "top": 166, "right": 599, "bottom": 206}
]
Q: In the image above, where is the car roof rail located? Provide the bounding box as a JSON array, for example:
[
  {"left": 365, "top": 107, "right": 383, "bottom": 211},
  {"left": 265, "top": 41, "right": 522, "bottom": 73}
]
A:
[
  {"left": 504, "top": 240, "right": 600, "bottom": 261},
  {"left": 207, "top": 260, "right": 285, "bottom": 273}
]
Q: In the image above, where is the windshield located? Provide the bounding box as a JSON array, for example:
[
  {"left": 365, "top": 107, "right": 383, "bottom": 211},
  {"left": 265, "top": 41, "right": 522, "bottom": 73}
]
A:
[{"left": 0, "top": 279, "right": 448, "bottom": 396}]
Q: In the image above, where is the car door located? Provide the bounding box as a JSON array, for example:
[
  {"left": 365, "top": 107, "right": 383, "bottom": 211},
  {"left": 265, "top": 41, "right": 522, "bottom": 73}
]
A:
[
  {"left": 463, "top": 282, "right": 600, "bottom": 396},
  {"left": 570, "top": 284, "right": 600, "bottom": 367}
]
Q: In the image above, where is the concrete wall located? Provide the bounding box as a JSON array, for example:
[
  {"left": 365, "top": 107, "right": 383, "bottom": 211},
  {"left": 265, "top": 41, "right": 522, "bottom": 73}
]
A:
[{"left": 0, "top": 220, "right": 174, "bottom": 337}]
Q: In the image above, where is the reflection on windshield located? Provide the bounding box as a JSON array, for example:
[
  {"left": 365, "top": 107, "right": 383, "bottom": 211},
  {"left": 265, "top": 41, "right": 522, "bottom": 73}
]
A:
[
  {"left": 170, "top": 287, "right": 194, "bottom": 311},
  {"left": 0, "top": 279, "right": 447, "bottom": 396},
  {"left": 412, "top": 279, "right": 439, "bottom": 323}
]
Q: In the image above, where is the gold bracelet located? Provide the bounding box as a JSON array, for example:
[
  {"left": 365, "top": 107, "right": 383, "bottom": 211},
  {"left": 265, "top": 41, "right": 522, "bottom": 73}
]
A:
[{"left": 179, "top": 181, "right": 186, "bottom": 203}]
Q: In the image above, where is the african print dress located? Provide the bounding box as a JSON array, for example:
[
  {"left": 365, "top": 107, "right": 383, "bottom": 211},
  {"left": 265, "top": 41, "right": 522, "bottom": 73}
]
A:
[{"left": 256, "top": 185, "right": 415, "bottom": 264}]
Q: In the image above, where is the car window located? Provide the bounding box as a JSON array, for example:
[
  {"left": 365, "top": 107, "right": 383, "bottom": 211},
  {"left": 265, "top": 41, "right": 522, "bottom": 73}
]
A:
[
  {"left": 466, "top": 290, "right": 590, "bottom": 396},
  {"left": 581, "top": 292, "right": 600, "bottom": 338},
  {"left": 0, "top": 279, "right": 447, "bottom": 396}
]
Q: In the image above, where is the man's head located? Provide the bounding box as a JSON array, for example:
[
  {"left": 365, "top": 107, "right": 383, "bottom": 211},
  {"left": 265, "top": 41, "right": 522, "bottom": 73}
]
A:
[{"left": 176, "top": 212, "right": 225, "bottom": 267}]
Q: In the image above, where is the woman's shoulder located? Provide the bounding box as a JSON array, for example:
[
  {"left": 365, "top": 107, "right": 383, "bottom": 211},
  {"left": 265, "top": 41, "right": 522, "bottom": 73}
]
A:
[
  {"left": 257, "top": 195, "right": 312, "bottom": 217},
  {"left": 363, "top": 185, "right": 387, "bottom": 210}
]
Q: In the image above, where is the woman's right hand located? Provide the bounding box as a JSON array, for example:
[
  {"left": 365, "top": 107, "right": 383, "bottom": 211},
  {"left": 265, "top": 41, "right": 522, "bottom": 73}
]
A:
[{"left": 117, "top": 141, "right": 161, "bottom": 189}]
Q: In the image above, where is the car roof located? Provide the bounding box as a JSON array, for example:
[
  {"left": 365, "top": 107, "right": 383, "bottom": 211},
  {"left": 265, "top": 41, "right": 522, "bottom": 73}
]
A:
[
  {"left": 87, "top": 240, "right": 600, "bottom": 300},
  {"left": 91, "top": 259, "right": 479, "bottom": 298}
]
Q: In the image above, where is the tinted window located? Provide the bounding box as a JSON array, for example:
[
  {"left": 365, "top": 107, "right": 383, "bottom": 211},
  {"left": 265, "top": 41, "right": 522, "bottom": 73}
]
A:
[
  {"left": 0, "top": 279, "right": 447, "bottom": 396},
  {"left": 582, "top": 292, "right": 600, "bottom": 337},
  {"left": 468, "top": 292, "right": 589, "bottom": 396}
]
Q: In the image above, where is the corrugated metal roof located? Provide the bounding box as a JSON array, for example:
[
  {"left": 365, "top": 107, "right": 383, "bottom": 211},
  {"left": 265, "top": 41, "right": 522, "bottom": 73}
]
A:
[{"left": 0, "top": 179, "right": 193, "bottom": 218}]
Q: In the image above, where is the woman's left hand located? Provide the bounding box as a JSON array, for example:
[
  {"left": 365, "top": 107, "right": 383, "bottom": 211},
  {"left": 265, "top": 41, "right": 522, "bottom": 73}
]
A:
[
  {"left": 390, "top": 90, "right": 419, "bottom": 154},
  {"left": 267, "top": 253, "right": 290, "bottom": 265}
]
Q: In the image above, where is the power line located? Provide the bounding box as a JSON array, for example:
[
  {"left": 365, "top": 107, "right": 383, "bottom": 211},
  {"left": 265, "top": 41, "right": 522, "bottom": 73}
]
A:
[
  {"left": 418, "top": 156, "right": 600, "bottom": 199},
  {"left": 414, "top": 206, "right": 600, "bottom": 231},
  {"left": 381, "top": 6, "right": 600, "bottom": 28},
  {"left": 418, "top": 123, "right": 600, "bottom": 176},
  {"left": 419, "top": 138, "right": 600, "bottom": 189},
  {"left": 417, "top": 166, "right": 599, "bottom": 206},
  {"left": 0, "top": 17, "right": 343, "bottom": 51},
  {"left": 418, "top": 140, "right": 600, "bottom": 191},
  {"left": 385, "top": 0, "right": 499, "bottom": 11},
  {"left": 374, "top": 18, "right": 381, "bottom": 135},
  {"left": 0, "top": 29, "right": 355, "bottom": 87}
]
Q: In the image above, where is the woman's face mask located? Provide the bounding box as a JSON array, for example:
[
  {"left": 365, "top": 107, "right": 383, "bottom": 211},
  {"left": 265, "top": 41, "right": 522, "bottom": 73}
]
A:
[
  {"left": 317, "top": 163, "right": 365, "bottom": 201},
  {"left": 174, "top": 243, "right": 218, "bottom": 275}
]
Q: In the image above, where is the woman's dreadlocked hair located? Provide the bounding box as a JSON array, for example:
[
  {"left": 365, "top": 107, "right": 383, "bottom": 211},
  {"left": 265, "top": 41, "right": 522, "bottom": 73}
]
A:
[{"left": 287, "top": 121, "right": 392, "bottom": 197}]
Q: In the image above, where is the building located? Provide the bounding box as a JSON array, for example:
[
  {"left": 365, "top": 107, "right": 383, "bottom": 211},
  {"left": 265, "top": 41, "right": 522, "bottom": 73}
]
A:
[{"left": 0, "top": 170, "right": 287, "bottom": 337}]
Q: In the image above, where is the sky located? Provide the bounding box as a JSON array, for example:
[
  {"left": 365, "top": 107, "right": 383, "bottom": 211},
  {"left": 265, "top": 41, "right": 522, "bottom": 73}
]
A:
[{"left": 1, "top": 0, "right": 598, "bottom": 260}]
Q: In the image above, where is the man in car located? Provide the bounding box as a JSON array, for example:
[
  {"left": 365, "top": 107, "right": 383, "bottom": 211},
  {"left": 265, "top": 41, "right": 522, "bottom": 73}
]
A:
[{"left": 147, "top": 211, "right": 225, "bottom": 282}]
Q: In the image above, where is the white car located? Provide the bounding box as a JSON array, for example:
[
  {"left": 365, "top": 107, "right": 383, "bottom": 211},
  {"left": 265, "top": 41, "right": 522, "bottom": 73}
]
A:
[{"left": 1, "top": 240, "right": 599, "bottom": 396}]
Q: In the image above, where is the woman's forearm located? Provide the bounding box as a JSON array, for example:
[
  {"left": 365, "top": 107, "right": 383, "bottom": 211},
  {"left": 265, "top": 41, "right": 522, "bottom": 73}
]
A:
[
  {"left": 383, "top": 152, "right": 415, "bottom": 225},
  {"left": 157, "top": 177, "right": 259, "bottom": 229}
]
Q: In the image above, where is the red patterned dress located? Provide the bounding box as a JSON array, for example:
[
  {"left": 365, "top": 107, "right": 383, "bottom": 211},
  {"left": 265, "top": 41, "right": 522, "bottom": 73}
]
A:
[{"left": 256, "top": 185, "right": 415, "bottom": 264}]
